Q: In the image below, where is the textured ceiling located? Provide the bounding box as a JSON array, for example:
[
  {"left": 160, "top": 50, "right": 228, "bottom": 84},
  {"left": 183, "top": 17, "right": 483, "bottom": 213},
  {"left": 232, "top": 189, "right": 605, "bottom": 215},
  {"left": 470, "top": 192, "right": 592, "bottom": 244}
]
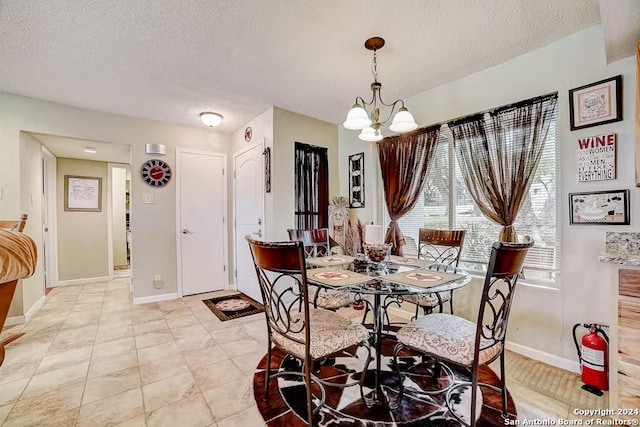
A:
[
  {"left": 599, "top": 0, "right": 640, "bottom": 63},
  {"left": 0, "top": 1, "right": 607, "bottom": 133}
]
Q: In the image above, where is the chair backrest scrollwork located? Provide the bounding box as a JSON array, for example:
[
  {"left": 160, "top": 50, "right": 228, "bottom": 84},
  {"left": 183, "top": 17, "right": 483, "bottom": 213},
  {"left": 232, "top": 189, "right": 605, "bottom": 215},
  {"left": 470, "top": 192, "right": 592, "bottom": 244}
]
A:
[
  {"left": 287, "top": 228, "right": 330, "bottom": 258},
  {"left": 418, "top": 229, "right": 466, "bottom": 267},
  {"left": 246, "top": 236, "right": 311, "bottom": 350},
  {"left": 475, "top": 239, "right": 534, "bottom": 360}
]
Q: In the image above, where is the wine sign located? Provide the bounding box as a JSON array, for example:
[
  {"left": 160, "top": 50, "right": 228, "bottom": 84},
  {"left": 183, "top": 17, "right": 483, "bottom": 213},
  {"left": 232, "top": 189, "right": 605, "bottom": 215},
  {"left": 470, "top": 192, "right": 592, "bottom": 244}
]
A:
[{"left": 577, "top": 133, "right": 616, "bottom": 182}]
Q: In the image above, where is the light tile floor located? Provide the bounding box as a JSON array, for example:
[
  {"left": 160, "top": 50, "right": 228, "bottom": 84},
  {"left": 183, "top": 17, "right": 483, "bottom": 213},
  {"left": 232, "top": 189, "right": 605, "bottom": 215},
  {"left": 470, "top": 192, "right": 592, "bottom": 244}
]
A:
[{"left": 0, "top": 278, "right": 596, "bottom": 426}]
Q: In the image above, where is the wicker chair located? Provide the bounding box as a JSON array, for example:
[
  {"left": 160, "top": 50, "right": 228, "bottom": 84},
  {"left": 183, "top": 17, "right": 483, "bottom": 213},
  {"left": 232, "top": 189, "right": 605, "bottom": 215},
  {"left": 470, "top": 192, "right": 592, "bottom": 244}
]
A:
[
  {"left": 403, "top": 229, "right": 466, "bottom": 317},
  {"left": 287, "top": 228, "right": 353, "bottom": 310},
  {"left": 246, "top": 236, "right": 372, "bottom": 425},
  {"left": 393, "top": 239, "right": 534, "bottom": 427}
]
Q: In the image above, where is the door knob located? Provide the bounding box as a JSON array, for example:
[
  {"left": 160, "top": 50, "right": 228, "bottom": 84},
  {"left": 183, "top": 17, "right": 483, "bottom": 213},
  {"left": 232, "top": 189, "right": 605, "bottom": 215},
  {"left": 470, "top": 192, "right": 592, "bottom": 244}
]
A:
[
  {"left": 182, "top": 229, "right": 194, "bottom": 235},
  {"left": 257, "top": 218, "right": 262, "bottom": 225},
  {"left": 257, "top": 229, "right": 262, "bottom": 238}
]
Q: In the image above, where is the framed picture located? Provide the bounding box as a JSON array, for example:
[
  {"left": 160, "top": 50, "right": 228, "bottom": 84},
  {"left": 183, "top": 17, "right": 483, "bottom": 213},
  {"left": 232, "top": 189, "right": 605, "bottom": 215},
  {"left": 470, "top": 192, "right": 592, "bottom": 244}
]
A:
[
  {"left": 348, "top": 152, "right": 365, "bottom": 208},
  {"left": 569, "top": 75, "right": 622, "bottom": 131},
  {"left": 577, "top": 133, "right": 616, "bottom": 182},
  {"left": 569, "top": 189, "right": 629, "bottom": 225},
  {"left": 64, "top": 175, "right": 102, "bottom": 212}
]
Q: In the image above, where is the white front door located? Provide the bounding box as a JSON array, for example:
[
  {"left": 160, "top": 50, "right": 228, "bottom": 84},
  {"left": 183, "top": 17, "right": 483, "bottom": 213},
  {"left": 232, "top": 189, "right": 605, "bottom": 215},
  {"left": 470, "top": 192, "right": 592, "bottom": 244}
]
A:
[
  {"left": 234, "top": 142, "right": 264, "bottom": 303},
  {"left": 177, "top": 149, "right": 227, "bottom": 296}
]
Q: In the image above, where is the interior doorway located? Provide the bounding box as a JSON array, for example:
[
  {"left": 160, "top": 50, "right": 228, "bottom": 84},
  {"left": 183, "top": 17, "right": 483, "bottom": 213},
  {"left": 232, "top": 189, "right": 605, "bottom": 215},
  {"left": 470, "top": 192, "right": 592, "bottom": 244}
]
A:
[{"left": 109, "top": 164, "right": 131, "bottom": 277}]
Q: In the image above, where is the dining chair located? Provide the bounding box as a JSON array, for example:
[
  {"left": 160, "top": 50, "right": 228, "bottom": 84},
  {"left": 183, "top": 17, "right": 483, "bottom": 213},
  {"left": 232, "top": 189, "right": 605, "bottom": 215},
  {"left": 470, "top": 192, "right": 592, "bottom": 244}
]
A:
[
  {"left": 246, "top": 236, "right": 372, "bottom": 426},
  {"left": 392, "top": 239, "right": 534, "bottom": 427},
  {"left": 287, "top": 228, "right": 353, "bottom": 311},
  {"left": 0, "top": 214, "right": 28, "bottom": 232},
  {"left": 403, "top": 228, "right": 466, "bottom": 317}
]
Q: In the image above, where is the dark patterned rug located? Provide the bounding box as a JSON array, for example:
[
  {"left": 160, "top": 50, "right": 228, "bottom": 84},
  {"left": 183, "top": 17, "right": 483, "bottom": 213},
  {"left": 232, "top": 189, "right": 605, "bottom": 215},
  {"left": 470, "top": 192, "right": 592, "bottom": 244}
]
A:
[
  {"left": 253, "top": 333, "right": 516, "bottom": 426},
  {"left": 202, "top": 292, "right": 264, "bottom": 321}
]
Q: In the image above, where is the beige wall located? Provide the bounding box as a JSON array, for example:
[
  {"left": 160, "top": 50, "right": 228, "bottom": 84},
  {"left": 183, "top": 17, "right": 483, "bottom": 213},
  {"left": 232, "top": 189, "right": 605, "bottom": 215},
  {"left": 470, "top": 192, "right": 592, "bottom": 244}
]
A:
[
  {"left": 8, "top": 132, "right": 46, "bottom": 317},
  {"left": 271, "top": 107, "right": 339, "bottom": 241},
  {"left": 0, "top": 93, "right": 231, "bottom": 306},
  {"left": 57, "top": 158, "right": 109, "bottom": 281}
]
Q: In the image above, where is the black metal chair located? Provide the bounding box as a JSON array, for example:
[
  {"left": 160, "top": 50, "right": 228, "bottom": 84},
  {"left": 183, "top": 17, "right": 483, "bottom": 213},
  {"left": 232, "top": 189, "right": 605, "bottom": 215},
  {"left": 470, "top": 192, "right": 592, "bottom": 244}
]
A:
[
  {"left": 392, "top": 239, "right": 533, "bottom": 427},
  {"left": 246, "top": 236, "right": 372, "bottom": 426},
  {"left": 287, "top": 228, "right": 353, "bottom": 311},
  {"left": 403, "top": 228, "right": 466, "bottom": 317}
]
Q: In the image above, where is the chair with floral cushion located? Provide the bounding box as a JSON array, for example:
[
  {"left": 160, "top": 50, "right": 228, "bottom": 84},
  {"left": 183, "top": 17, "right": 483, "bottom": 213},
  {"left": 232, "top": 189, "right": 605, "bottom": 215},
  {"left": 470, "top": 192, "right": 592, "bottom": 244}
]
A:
[
  {"left": 403, "top": 228, "right": 466, "bottom": 317},
  {"left": 287, "top": 228, "right": 353, "bottom": 311},
  {"left": 392, "top": 239, "right": 534, "bottom": 427},
  {"left": 246, "top": 236, "right": 372, "bottom": 426}
]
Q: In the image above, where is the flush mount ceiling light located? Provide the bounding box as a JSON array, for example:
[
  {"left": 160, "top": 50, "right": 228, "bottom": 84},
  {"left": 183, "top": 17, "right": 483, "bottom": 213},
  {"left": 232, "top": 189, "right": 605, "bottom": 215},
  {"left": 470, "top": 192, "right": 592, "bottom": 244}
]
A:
[
  {"left": 200, "top": 112, "right": 223, "bottom": 127},
  {"left": 343, "top": 37, "right": 418, "bottom": 142},
  {"left": 84, "top": 147, "right": 97, "bottom": 154}
]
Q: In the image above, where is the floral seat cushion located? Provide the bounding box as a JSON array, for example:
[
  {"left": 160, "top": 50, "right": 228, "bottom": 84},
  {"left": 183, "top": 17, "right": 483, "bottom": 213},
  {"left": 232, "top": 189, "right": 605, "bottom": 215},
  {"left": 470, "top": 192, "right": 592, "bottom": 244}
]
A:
[
  {"left": 272, "top": 308, "right": 369, "bottom": 360},
  {"left": 403, "top": 290, "right": 451, "bottom": 308},
  {"left": 396, "top": 313, "right": 501, "bottom": 366},
  {"left": 314, "top": 289, "right": 353, "bottom": 310}
]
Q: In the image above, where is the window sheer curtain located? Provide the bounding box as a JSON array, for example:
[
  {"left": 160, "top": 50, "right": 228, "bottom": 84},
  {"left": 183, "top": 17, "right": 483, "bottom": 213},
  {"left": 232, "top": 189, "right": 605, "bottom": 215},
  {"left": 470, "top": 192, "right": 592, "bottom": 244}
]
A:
[
  {"left": 294, "top": 142, "right": 329, "bottom": 230},
  {"left": 449, "top": 93, "right": 558, "bottom": 242},
  {"left": 377, "top": 125, "right": 440, "bottom": 255}
]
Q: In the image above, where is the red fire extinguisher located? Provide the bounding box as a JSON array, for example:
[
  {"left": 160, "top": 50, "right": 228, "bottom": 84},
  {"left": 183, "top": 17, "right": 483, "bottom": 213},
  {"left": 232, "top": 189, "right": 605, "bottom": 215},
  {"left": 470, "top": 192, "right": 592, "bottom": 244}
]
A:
[{"left": 573, "top": 323, "right": 609, "bottom": 394}]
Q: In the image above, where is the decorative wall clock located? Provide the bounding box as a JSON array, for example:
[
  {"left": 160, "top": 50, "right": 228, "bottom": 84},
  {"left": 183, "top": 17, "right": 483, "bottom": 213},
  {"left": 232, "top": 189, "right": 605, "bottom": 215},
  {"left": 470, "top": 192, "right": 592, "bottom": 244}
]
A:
[
  {"left": 244, "top": 127, "right": 252, "bottom": 143},
  {"left": 141, "top": 159, "right": 172, "bottom": 187}
]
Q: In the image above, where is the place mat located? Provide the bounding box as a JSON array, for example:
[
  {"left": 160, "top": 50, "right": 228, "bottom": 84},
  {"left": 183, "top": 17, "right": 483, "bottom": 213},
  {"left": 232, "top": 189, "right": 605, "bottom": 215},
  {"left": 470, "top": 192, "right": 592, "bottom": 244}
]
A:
[
  {"left": 388, "top": 255, "right": 433, "bottom": 268},
  {"left": 307, "top": 267, "right": 372, "bottom": 287},
  {"left": 306, "top": 255, "right": 355, "bottom": 267},
  {"left": 380, "top": 269, "right": 462, "bottom": 289}
]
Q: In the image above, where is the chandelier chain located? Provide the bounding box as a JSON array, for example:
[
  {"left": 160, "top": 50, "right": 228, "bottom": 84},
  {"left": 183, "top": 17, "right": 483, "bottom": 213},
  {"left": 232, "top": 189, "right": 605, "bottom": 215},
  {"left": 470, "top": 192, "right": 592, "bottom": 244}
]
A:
[{"left": 371, "top": 49, "right": 378, "bottom": 83}]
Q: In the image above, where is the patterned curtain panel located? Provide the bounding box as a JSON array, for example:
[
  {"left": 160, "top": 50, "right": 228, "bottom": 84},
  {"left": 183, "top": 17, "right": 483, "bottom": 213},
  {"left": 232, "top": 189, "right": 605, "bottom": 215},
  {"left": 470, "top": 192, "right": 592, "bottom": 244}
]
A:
[
  {"left": 450, "top": 93, "right": 558, "bottom": 242},
  {"left": 294, "top": 142, "right": 329, "bottom": 230},
  {"left": 377, "top": 125, "right": 440, "bottom": 255}
]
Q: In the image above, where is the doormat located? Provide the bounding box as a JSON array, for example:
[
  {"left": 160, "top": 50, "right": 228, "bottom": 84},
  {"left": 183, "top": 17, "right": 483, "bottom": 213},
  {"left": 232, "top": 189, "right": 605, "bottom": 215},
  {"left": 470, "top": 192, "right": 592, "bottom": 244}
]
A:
[{"left": 202, "top": 292, "right": 264, "bottom": 321}]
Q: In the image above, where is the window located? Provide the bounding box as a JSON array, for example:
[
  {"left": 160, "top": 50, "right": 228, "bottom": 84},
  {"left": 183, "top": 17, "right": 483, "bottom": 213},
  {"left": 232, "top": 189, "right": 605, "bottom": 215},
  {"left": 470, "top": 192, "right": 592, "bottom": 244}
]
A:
[
  {"left": 379, "top": 115, "right": 559, "bottom": 285},
  {"left": 294, "top": 142, "right": 329, "bottom": 229}
]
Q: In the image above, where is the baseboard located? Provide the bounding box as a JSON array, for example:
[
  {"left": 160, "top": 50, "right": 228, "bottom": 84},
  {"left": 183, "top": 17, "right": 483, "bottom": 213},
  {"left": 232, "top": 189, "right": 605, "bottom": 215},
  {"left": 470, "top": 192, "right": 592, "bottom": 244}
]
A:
[
  {"left": 133, "top": 292, "right": 178, "bottom": 305},
  {"left": 55, "top": 276, "right": 110, "bottom": 287},
  {"left": 24, "top": 295, "right": 46, "bottom": 321},
  {"left": 505, "top": 341, "right": 580, "bottom": 374},
  {"left": 4, "top": 294, "right": 46, "bottom": 327}
]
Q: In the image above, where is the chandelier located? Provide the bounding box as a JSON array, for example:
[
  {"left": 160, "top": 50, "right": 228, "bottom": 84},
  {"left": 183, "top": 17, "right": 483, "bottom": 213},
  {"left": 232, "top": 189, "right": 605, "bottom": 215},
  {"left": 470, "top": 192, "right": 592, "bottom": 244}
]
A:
[{"left": 343, "top": 37, "right": 418, "bottom": 142}]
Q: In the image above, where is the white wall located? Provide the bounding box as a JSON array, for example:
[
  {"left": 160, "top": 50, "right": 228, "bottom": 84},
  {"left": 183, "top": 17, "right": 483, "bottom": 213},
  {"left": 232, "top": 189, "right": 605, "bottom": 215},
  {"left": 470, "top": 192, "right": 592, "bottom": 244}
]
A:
[
  {"left": 339, "top": 25, "right": 637, "bottom": 363},
  {"left": 0, "top": 93, "right": 230, "bottom": 307}
]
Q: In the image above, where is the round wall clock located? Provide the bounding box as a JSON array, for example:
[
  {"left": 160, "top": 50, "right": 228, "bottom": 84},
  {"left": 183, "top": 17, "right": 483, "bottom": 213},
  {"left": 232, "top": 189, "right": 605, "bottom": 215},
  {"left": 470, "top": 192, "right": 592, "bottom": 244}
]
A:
[
  {"left": 244, "top": 127, "right": 252, "bottom": 143},
  {"left": 141, "top": 159, "right": 172, "bottom": 187}
]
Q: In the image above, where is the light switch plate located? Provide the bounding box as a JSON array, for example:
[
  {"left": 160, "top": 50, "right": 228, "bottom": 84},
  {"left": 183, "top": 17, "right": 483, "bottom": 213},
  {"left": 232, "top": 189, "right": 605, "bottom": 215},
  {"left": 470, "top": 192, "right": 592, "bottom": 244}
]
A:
[{"left": 143, "top": 192, "right": 154, "bottom": 204}]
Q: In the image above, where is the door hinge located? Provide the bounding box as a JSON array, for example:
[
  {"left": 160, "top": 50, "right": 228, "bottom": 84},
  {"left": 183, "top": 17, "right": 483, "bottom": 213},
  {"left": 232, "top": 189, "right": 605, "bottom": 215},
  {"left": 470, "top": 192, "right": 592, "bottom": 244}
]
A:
[
  {"left": 233, "top": 171, "right": 236, "bottom": 178},
  {"left": 222, "top": 217, "right": 225, "bottom": 224},
  {"left": 224, "top": 265, "right": 226, "bottom": 272},
  {"left": 222, "top": 168, "right": 225, "bottom": 175}
]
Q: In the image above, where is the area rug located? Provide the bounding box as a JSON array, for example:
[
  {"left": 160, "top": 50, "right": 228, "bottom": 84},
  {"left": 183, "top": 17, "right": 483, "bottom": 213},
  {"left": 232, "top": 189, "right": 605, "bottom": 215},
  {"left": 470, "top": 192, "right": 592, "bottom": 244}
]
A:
[
  {"left": 202, "top": 292, "right": 264, "bottom": 321},
  {"left": 253, "top": 333, "right": 517, "bottom": 426}
]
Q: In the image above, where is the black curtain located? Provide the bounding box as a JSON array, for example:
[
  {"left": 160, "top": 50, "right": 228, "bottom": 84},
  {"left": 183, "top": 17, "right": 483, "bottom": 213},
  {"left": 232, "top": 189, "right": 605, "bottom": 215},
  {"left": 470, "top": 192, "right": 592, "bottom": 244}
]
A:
[{"left": 295, "top": 142, "right": 329, "bottom": 230}]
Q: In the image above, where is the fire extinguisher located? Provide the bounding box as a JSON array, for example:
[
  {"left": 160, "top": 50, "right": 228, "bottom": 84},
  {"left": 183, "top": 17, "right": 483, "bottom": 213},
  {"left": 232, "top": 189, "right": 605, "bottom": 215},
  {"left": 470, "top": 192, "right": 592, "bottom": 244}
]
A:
[{"left": 572, "top": 323, "right": 609, "bottom": 395}]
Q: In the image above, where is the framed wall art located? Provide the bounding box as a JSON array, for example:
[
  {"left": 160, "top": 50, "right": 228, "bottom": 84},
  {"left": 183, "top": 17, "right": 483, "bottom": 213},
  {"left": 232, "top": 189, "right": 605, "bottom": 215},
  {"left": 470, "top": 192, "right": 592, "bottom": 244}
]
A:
[
  {"left": 64, "top": 175, "right": 102, "bottom": 212},
  {"left": 569, "top": 75, "right": 622, "bottom": 131},
  {"left": 348, "top": 152, "right": 365, "bottom": 208},
  {"left": 576, "top": 133, "right": 616, "bottom": 182},
  {"left": 569, "top": 189, "right": 629, "bottom": 225}
]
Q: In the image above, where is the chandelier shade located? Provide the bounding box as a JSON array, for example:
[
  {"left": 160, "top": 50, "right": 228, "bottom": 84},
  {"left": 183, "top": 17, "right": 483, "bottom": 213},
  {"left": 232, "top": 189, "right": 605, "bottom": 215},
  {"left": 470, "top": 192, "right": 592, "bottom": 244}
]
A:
[
  {"left": 358, "top": 126, "right": 384, "bottom": 142},
  {"left": 343, "top": 37, "right": 418, "bottom": 140},
  {"left": 343, "top": 104, "right": 372, "bottom": 130}
]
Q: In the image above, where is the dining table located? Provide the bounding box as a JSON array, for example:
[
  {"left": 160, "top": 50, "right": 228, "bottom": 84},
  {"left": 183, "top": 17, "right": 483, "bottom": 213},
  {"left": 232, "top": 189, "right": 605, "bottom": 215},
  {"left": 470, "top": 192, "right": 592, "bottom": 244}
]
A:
[{"left": 305, "top": 254, "right": 472, "bottom": 407}]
